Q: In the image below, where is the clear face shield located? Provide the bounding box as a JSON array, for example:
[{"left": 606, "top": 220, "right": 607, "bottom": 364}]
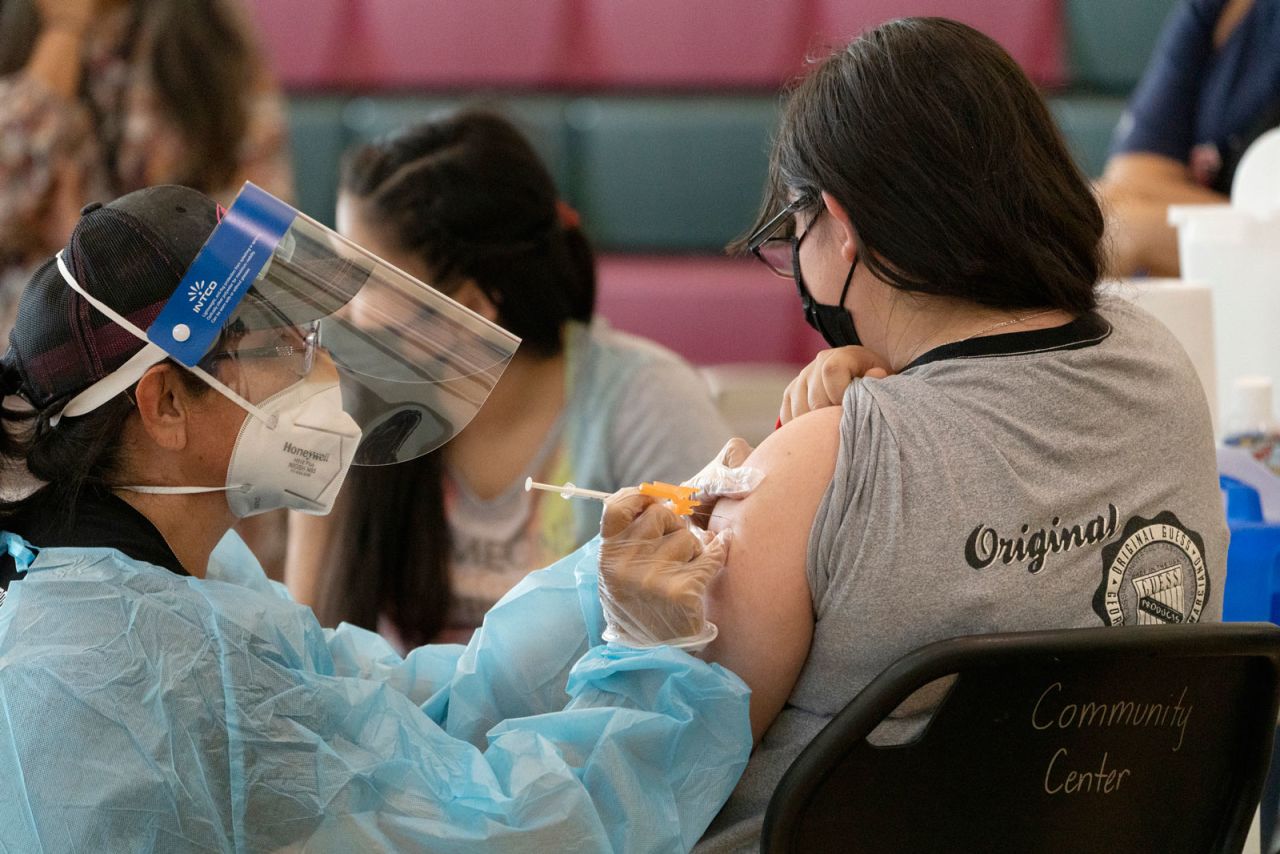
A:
[
  {"left": 182, "top": 212, "right": 519, "bottom": 465},
  {"left": 56, "top": 183, "right": 520, "bottom": 514}
]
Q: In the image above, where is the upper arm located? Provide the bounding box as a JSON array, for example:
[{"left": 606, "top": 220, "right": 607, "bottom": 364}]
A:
[
  {"left": 702, "top": 406, "right": 843, "bottom": 741},
  {"left": 1098, "top": 151, "right": 1228, "bottom": 205}
]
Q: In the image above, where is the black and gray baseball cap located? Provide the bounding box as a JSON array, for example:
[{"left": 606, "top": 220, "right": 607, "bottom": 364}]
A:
[{"left": 3, "top": 185, "right": 219, "bottom": 410}]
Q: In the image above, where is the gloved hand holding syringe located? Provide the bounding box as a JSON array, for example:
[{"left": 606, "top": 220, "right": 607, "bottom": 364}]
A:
[{"left": 526, "top": 439, "right": 762, "bottom": 652}]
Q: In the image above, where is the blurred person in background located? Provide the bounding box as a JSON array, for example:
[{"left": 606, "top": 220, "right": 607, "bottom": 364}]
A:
[
  {"left": 0, "top": 0, "right": 293, "bottom": 349},
  {"left": 286, "top": 110, "right": 732, "bottom": 648},
  {"left": 1097, "top": 0, "right": 1280, "bottom": 276}
]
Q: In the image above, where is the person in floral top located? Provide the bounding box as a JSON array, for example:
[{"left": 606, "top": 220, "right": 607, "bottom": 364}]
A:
[{"left": 0, "top": 0, "right": 293, "bottom": 351}]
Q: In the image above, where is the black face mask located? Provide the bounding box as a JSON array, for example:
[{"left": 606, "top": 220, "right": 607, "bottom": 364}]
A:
[{"left": 793, "top": 242, "right": 860, "bottom": 348}]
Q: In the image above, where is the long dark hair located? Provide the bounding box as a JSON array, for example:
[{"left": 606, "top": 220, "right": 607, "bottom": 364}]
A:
[
  {"left": 313, "top": 110, "right": 596, "bottom": 645},
  {"left": 742, "top": 17, "right": 1104, "bottom": 314},
  {"left": 0, "top": 389, "right": 134, "bottom": 531},
  {"left": 0, "top": 0, "right": 257, "bottom": 193}
]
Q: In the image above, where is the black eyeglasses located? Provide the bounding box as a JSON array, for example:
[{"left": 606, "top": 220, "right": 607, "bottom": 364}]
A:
[
  {"left": 747, "top": 199, "right": 813, "bottom": 279},
  {"left": 206, "top": 322, "right": 321, "bottom": 379}
]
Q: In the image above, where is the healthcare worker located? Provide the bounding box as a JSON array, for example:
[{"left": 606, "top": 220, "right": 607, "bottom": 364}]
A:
[{"left": 0, "top": 184, "right": 750, "bottom": 852}]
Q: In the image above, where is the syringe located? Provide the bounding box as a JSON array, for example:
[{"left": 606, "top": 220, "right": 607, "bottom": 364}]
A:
[
  {"left": 524, "top": 478, "right": 611, "bottom": 501},
  {"left": 524, "top": 478, "right": 702, "bottom": 516}
]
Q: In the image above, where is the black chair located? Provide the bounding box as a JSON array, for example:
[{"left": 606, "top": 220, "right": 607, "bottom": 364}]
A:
[{"left": 762, "top": 623, "right": 1280, "bottom": 854}]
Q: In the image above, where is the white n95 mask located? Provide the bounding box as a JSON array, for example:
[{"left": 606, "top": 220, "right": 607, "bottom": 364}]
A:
[
  {"left": 224, "top": 380, "right": 362, "bottom": 517},
  {"left": 122, "top": 379, "right": 362, "bottom": 518}
]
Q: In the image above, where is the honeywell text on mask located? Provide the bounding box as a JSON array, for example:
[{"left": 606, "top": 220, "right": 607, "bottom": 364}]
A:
[{"left": 283, "top": 441, "right": 331, "bottom": 464}]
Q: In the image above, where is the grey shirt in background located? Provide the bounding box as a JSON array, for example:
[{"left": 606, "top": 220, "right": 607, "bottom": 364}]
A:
[
  {"left": 698, "top": 299, "right": 1228, "bottom": 852},
  {"left": 442, "top": 320, "right": 732, "bottom": 634}
]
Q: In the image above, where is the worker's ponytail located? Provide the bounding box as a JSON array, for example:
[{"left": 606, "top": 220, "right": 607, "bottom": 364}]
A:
[
  {"left": 0, "top": 361, "right": 31, "bottom": 474},
  {"left": 0, "top": 356, "right": 208, "bottom": 534},
  {"left": 0, "top": 387, "right": 133, "bottom": 533}
]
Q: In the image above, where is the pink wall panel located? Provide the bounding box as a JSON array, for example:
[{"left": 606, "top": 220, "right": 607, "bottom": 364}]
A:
[
  {"left": 246, "top": 0, "right": 351, "bottom": 88},
  {"left": 359, "top": 0, "right": 571, "bottom": 88},
  {"left": 811, "top": 0, "right": 1066, "bottom": 87},
  {"left": 247, "top": 0, "right": 1065, "bottom": 89},
  {"left": 571, "top": 0, "right": 808, "bottom": 88},
  {"left": 595, "top": 256, "right": 825, "bottom": 366}
]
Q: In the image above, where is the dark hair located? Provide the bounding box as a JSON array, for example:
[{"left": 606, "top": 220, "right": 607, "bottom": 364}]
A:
[
  {"left": 742, "top": 17, "right": 1104, "bottom": 315},
  {"left": 314, "top": 110, "right": 596, "bottom": 644},
  {"left": 0, "top": 0, "right": 258, "bottom": 193},
  {"left": 0, "top": 364, "right": 209, "bottom": 536},
  {"left": 340, "top": 110, "right": 596, "bottom": 353}
]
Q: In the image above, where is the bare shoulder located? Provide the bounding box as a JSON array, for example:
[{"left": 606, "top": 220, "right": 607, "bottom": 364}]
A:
[
  {"left": 709, "top": 404, "right": 844, "bottom": 543},
  {"left": 703, "top": 405, "right": 844, "bottom": 740}
]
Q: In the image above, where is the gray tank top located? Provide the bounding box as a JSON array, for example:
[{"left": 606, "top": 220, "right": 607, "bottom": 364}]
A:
[{"left": 698, "top": 299, "right": 1228, "bottom": 851}]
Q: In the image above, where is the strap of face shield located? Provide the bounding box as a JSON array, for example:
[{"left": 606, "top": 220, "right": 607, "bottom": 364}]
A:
[{"left": 51, "top": 252, "right": 278, "bottom": 428}]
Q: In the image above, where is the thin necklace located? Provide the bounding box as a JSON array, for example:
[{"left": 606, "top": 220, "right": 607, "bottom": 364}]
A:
[
  {"left": 956, "top": 308, "right": 1057, "bottom": 342},
  {"left": 906, "top": 308, "right": 1058, "bottom": 366}
]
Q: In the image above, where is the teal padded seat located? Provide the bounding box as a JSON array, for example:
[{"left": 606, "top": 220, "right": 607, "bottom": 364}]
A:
[
  {"left": 1066, "top": 0, "right": 1180, "bottom": 93},
  {"left": 565, "top": 97, "right": 781, "bottom": 252},
  {"left": 286, "top": 95, "right": 576, "bottom": 227},
  {"left": 340, "top": 95, "right": 461, "bottom": 144},
  {"left": 1048, "top": 95, "right": 1130, "bottom": 178},
  {"left": 285, "top": 95, "right": 349, "bottom": 226}
]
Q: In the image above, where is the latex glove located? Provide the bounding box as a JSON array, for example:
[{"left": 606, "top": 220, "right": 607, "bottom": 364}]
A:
[
  {"left": 682, "top": 438, "right": 761, "bottom": 529},
  {"left": 779, "top": 346, "right": 893, "bottom": 425},
  {"left": 598, "top": 488, "right": 729, "bottom": 651}
]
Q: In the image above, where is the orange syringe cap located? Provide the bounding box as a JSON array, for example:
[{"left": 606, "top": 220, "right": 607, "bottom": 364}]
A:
[{"left": 638, "top": 481, "right": 699, "bottom": 516}]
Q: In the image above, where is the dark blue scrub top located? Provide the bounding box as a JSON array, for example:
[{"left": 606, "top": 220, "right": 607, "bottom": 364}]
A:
[{"left": 1111, "top": 0, "right": 1280, "bottom": 194}]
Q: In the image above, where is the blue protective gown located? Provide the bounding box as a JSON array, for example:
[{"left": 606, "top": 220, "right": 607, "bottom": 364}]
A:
[{"left": 0, "top": 532, "right": 751, "bottom": 852}]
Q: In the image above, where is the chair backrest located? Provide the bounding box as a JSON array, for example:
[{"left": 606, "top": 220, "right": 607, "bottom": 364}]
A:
[{"left": 762, "top": 623, "right": 1280, "bottom": 854}]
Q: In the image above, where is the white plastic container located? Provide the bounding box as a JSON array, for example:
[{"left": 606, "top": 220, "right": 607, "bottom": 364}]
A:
[
  {"left": 1102, "top": 278, "right": 1217, "bottom": 432},
  {"left": 1225, "top": 375, "right": 1278, "bottom": 438},
  {"left": 1167, "top": 207, "right": 1280, "bottom": 426},
  {"left": 1222, "top": 375, "right": 1280, "bottom": 478},
  {"left": 1168, "top": 129, "right": 1280, "bottom": 427},
  {"left": 1172, "top": 126, "right": 1280, "bottom": 427}
]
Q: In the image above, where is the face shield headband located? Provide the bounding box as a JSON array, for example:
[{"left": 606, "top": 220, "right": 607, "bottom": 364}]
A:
[{"left": 51, "top": 251, "right": 278, "bottom": 428}]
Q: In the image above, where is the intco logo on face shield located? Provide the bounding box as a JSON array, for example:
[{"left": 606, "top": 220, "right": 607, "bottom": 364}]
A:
[{"left": 187, "top": 280, "right": 219, "bottom": 312}]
